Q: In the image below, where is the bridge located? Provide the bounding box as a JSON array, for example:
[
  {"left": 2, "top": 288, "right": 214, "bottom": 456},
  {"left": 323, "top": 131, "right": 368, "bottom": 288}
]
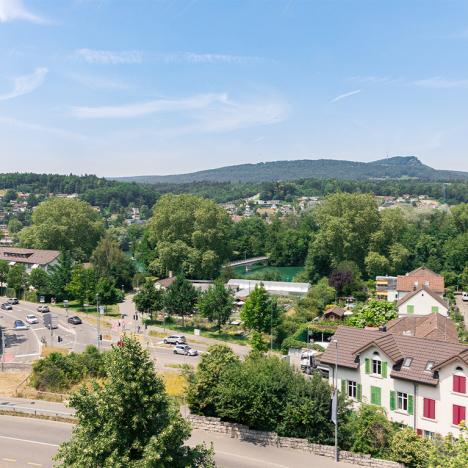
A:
[{"left": 226, "top": 256, "right": 268, "bottom": 272}]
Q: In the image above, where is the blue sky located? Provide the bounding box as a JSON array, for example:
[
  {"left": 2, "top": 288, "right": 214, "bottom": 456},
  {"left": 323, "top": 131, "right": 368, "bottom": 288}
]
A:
[{"left": 1, "top": 0, "right": 468, "bottom": 176}]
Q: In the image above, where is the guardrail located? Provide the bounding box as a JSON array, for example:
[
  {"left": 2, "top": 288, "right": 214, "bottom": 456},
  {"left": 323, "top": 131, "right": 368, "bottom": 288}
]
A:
[{"left": 0, "top": 403, "right": 74, "bottom": 418}]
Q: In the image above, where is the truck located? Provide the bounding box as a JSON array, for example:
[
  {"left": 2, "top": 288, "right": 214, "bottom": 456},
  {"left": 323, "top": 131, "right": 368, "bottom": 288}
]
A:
[
  {"left": 300, "top": 349, "right": 319, "bottom": 374},
  {"left": 43, "top": 312, "right": 58, "bottom": 330}
]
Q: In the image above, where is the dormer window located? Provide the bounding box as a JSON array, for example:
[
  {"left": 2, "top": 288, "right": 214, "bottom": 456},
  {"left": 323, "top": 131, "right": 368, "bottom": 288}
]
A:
[
  {"left": 403, "top": 357, "right": 413, "bottom": 368},
  {"left": 372, "top": 352, "right": 382, "bottom": 375}
]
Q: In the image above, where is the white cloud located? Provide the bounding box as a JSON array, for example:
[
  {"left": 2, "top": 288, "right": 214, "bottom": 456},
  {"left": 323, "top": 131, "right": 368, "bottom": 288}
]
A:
[
  {"left": 66, "top": 72, "right": 129, "bottom": 90},
  {"left": 75, "top": 48, "right": 144, "bottom": 64},
  {"left": 70, "top": 93, "right": 230, "bottom": 118},
  {"left": 412, "top": 77, "right": 468, "bottom": 89},
  {"left": 159, "top": 52, "right": 264, "bottom": 64},
  {"left": 0, "top": 67, "right": 48, "bottom": 101},
  {"left": 330, "top": 89, "right": 361, "bottom": 103},
  {"left": 0, "top": 0, "right": 46, "bottom": 23}
]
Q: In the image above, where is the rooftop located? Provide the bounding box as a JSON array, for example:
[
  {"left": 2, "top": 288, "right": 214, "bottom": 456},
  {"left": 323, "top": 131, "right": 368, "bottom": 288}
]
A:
[
  {"left": 396, "top": 266, "right": 444, "bottom": 293},
  {"left": 0, "top": 247, "right": 60, "bottom": 266}
]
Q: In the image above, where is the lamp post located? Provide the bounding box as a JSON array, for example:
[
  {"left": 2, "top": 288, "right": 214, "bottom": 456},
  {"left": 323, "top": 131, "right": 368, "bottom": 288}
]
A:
[
  {"left": 333, "top": 338, "right": 339, "bottom": 462},
  {"left": 96, "top": 293, "right": 101, "bottom": 350}
]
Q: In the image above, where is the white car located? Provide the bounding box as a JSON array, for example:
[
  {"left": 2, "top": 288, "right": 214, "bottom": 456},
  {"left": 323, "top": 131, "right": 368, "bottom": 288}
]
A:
[
  {"left": 173, "top": 344, "right": 198, "bottom": 356},
  {"left": 462, "top": 292, "right": 468, "bottom": 302},
  {"left": 26, "top": 314, "right": 39, "bottom": 324},
  {"left": 163, "top": 335, "right": 186, "bottom": 345}
]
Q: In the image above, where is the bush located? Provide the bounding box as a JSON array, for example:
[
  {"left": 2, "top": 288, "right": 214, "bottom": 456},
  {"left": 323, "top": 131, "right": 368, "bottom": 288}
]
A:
[{"left": 390, "top": 427, "right": 432, "bottom": 468}]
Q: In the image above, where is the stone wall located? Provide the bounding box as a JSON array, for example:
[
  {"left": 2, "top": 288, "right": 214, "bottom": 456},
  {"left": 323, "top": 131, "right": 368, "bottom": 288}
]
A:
[{"left": 188, "top": 415, "right": 404, "bottom": 468}]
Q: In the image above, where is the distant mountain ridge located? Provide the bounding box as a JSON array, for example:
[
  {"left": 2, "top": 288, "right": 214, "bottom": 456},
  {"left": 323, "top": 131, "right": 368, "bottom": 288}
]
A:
[{"left": 113, "top": 156, "right": 468, "bottom": 184}]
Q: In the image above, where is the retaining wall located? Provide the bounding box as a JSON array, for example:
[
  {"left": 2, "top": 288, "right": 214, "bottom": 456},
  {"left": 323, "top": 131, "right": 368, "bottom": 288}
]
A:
[{"left": 188, "top": 415, "right": 404, "bottom": 468}]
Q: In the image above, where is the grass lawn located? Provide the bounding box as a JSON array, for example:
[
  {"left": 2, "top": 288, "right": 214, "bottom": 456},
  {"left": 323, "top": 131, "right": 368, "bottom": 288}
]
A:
[{"left": 56, "top": 301, "right": 120, "bottom": 317}]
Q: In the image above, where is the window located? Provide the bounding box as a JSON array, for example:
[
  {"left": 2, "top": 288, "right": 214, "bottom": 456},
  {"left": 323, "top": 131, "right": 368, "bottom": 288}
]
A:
[
  {"left": 397, "top": 392, "right": 408, "bottom": 411},
  {"left": 348, "top": 380, "right": 357, "bottom": 399},
  {"left": 373, "top": 359, "right": 382, "bottom": 375},
  {"left": 423, "top": 398, "right": 436, "bottom": 420},
  {"left": 453, "top": 375, "right": 467, "bottom": 394},
  {"left": 453, "top": 405, "right": 466, "bottom": 426},
  {"left": 425, "top": 361, "right": 435, "bottom": 372},
  {"left": 431, "top": 306, "right": 439, "bottom": 313},
  {"left": 403, "top": 357, "right": 413, "bottom": 368},
  {"left": 423, "top": 430, "right": 435, "bottom": 439},
  {"left": 407, "top": 304, "right": 414, "bottom": 314},
  {"left": 370, "top": 386, "right": 381, "bottom": 405}
]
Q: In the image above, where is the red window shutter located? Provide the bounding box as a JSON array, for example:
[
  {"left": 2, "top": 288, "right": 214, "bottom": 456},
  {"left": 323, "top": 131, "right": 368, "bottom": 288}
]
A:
[
  {"left": 453, "top": 405, "right": 458, "bottom": 425},
  {"left": 453, "top": 405, "right": 466, "bottom": 425},
  {"left": 453, "top": 375, "right": 460, "bottom": 392},
  {"left": 423, "top": 398, "right": 435, "bottom": 419},
  {"left": 461, "top": 406, "right": 466, "bottom": 424},
  {"left": 460, "top": 376, "right": 466, "bottom": 394},
  {"left": 416, "top": 428, "right": 423, "bottom": 436},
  {"left": 430, "top": 399, "right": 436, "bottom": 420},
  {"left": 423, "top": 398, "right": 428, "bottom": 418}
]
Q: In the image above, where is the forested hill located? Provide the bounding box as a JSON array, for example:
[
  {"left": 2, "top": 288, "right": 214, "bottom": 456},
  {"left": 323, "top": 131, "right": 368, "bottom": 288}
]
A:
[{"left": 113, "top": 156, "right": 468, "bottom": 184}]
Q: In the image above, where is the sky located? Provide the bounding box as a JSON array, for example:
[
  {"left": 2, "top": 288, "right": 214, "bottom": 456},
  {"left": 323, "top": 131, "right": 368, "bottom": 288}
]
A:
[{"left": 1, "top": 0, "right": 468, "bottom": 176}]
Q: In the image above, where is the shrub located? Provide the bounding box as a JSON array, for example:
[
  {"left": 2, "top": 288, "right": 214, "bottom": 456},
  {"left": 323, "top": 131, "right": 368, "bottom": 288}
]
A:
[{"left": 390, "top": 428, "right": 432, "bottom": 468}]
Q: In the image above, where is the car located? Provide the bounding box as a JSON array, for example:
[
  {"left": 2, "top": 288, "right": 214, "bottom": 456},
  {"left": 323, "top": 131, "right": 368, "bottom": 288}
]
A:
[
  {"left": 163, "top": 335, "right": 186, "bottom": 345},
  {"left": 462, "top": 292, "right": 468, "bottom": 302},
  {"left": 26, "top": 314, "right": 39, "bottom": 324},
  {"left": 7, "top": 298, "right": 19, "bottom": 305},
  {"left": 173, "top": 344, "right": 198, "bottom": 356},
  {"left": 37, "top": 305, "right": 50, "bottom": 313},
  {"left": 14, "top": 320, "right": 29, "bottom": 330},
  {"left": 1, "top": 303, "right": 12, "bottom": 310},
  {"left": 67, "top": 316, "right": 82, "bottom": 325}
]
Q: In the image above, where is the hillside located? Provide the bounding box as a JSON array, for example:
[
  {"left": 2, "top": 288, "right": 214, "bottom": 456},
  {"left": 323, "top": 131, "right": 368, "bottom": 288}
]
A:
[{"left": 112, "top": 156, "right": 468, "bottom": 184}]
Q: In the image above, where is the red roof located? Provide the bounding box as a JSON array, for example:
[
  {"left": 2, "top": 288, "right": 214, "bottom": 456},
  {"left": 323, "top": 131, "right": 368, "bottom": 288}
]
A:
[{"left": 396, "top": 267, "right": 444, "bottom": 294}]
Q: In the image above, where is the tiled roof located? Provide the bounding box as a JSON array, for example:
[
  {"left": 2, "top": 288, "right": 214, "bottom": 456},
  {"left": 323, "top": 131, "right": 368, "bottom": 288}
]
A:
[
  {"left": 386, "top": 313, "right": 459, "bottom": 343},
  {"left": 396, "top": 285, "right": 448, "bottom": 309},
  {"left": 0, "top": 247, "right": 59, "bottom": 266},
  {"left": 324, "top": 306, "right": 346, "bottom": 318},
  {"left": 396, "top": 267, "right": 444, "bottom": 293},
  {"left": 319, "top": 325, "right": 468, "bottom": 386},
  {"left": 156, "top": 277, "right": 176, "bottom": 288}
]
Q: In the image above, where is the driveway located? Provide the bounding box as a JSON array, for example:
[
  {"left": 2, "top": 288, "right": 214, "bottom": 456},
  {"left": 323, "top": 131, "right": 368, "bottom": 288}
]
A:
[{"left": 455, "top": 294, "right": 468, "bottom": 331}]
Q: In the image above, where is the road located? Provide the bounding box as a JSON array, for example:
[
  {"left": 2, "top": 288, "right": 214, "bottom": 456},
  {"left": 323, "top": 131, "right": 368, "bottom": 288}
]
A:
[
  {"left": 0, "top": 414, "right": 352, "bottom": 468},
  {"left": 455, "top": 294, "right": 468, "bottom": 331}
]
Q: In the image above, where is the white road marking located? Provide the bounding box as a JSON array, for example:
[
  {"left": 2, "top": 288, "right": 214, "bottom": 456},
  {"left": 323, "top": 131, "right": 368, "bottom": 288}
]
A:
[
  {"left": 0, "top": 435, "right": 59, "bottom": 448},
  {"left": 14, "top": 353, "right": 40, "bottom": 358},
  {"left": 214, "top": 450, "right": 291, "bottom": 468}
]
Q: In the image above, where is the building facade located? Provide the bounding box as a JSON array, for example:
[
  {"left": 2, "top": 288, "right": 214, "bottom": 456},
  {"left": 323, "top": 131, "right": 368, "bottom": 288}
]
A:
[{"left": 396, "top": 286, "right": 449, "bottom": 317}]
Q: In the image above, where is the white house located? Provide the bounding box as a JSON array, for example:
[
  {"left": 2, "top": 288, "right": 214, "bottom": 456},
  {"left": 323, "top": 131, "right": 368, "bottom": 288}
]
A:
[
  {"left": 396, "top": 286, "right": 449, "bottom": 317},
  {"left": 320, "top": 326, "right": 468, "bottom": 438},
  {"left": 0, "top": 247, "right": 60, "bottom": 273},
  {"left": 396, "top": 267, "right": 444, "bottom": 300}
]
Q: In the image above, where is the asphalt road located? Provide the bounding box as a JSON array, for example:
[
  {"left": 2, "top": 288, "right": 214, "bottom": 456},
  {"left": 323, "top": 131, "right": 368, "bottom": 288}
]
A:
[{"left": 0, "top": 414, "right": 353, "bottom": 468}]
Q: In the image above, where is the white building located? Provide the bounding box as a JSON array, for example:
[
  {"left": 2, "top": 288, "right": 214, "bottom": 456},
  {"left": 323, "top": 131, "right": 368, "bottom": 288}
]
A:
[
  {"left": 396, "top": 267, "right": 444, "bottom": 300},
  {"left": 396, "top": 286, "right": 449, "bottom": 317},
  {"left": 320, "top": 326, "right": 468, "bottom": 438},
  {"left": 227, "top": 279, "right": 310, "bottom": 298},
  {"left": 0, "top": 247, "right": 60, "bottom": 273}
]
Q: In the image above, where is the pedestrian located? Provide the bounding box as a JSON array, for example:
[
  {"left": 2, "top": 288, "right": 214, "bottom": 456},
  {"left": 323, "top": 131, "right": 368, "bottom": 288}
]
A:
[
  {"left": 137, "top": 325, "right": 141, "bottom": 333},
  {"left": 118, "top": 321, "right": 121, "bottom": 327}
]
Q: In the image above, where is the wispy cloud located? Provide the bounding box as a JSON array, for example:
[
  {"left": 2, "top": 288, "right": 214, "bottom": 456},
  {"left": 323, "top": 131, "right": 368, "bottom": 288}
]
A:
[
  {"left": 0, "top": 116, "right": 89, "bottom": 141},
  {"left": 330, "top": 89, "right": 361, "bottom": 103},
  {"left": 65, "top": 72, "right": 129, "bottom": 90},
  {"left": 158, "top": 52, "right": 265, "bottom": 65},
  {"left": 412, "top": 77, "right": 468, "bottom": 89},
  {"left": 0, "top": 67, "right": 48, "bottom": 101},
  {"left": 349, "top": 75, "right": 402, "bottom": 85},
  {"left": 75, "top": 48, "right": 144, "bottom": 64},
  {"left": 70, "top": 93, "right": 229, "bottom": 119},
  {"left": 0, "top": 0, "right": 46, "bottom": 23}
]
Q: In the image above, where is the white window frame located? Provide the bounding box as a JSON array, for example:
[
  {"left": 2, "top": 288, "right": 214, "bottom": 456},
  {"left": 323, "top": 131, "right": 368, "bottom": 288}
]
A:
[
  {"left": 397, "top": 392, "right": 408, "bottom": 411},
  {"left": 372, "top": 359, "right": 382, "bottom": 375},
  {"left": 348, "top": 380, "right": 357, "bottom": 399}
]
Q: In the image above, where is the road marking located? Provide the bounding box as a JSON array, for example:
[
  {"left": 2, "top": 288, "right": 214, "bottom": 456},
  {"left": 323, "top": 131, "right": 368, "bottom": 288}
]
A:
[
  {"left": 27, "top": 463, "right": 43, "bottom": 467},
  {"left": 214, "top": 450, "right": 290, "bottom": 468},
  {"left": 0, "top": 435, "right": 60, "bottom": 447},
  {"left": 14, "top": 353, "right": 40, "bottom": 358},
  {"left": 2, "top": 458, "right": 17, "bottom": 462}
]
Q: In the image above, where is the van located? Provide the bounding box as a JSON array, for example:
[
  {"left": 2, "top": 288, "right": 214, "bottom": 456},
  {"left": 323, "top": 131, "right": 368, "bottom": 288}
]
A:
[{"left": 462, "top": 292, "right": 468, "bottom": 302}]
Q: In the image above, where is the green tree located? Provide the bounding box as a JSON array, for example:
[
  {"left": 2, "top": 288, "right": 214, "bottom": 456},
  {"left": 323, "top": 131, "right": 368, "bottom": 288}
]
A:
[
  {"left": 48, "top": 253, "right": 74, "bottom": 301},
  {"left": 91, "top": 234, "right": 135, "bottom": 290},
  {"left": 240, "top": 284, "right": 282, "bottom": 334},
  {"left": 390, "top": 427, "right": 432, "bottom": 468},
  {"left": 365, "top": 251, "right": 391, "bottom": 278},
  {"left": 163, "top": 276, "right": 198, "bottom": 326},
  {"left": 428, "top": 422, "right": 468, "bottom": 468},
  {"left": 55, "top": 337, "right": 214, "bottom": 467},
  {"left": 66, "top": 265, "right": 96, "bottom": 306},
  {"left": 198, "top": 281, "right": 234, "bottom": 331},
  {"left": 231, "top": 216, "right": 268, "bottom": 259},
  {"left": 299, "top": 277, "right": 336, "bottom": 318},
  {"left": 347, "top": 300, "right": 397, "bottom": 328},
  {"left": 19, "top": 197, "right": 104, "bottom": 261},
  {"left": 451, "top": 203, "right": 468, "bottom": 233},
  {"left": 187, "top": 344, "right": 240, "bottom": 416},
  {"left": 0, "top": 260, "right": 9, "bottom": 295},
  {"left": 7, "top": 217, "right": 22, "bottom": 235},
  {"left": 7, "top": 264, "right": 28, "bottom": 296},
  {"left": 133, "top": 280, "right": 165, "bottom": 320},
  {"left": 96, "top": 277, "right": 123, "bottom": 305},
  {"left": 147, "top": 194, "right": 232, "bottom": 279},
  {"left": 29, "top": 268, "right": 51, "bottom": 295}
]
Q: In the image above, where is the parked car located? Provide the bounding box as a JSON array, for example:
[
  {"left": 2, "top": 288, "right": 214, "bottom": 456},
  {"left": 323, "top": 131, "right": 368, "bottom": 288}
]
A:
[
  {"left": 26, "top": 314, "right": 39, "bottom": 324},
  {"left": 7, "top": 298, "right": 19, "bottom": 305},
  {"left": 1, "top": 303, "right": 12, "bottom": 310},
  {"left": 67, "top": 316, "right": 82, "bottom": 325},
  {"left": 163, "top": 335, "right": 186, "bottom": 345},
  {"left": 14, "top": 320, "right": 29, "bottom": 330},
  {"left": 462, "top": 291, "right": 468, "bottom": 302},
  {"left": 173, "top": 344, "right": 198, "bottom": 356},
  {"left": 37, "top": 305, "right": 50, "bottom": 313}
]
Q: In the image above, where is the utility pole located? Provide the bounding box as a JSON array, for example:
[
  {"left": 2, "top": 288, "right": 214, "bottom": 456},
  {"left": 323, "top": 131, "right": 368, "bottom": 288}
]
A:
[
  {"left": 0, "top": 327, "right": 5, "bottom": 372},
  {"left": 96, "top": 293, "right": 101, "bottom": 350},
  {"left": 334, "top": 339, "right": 339, "bottom": 462},
  {"left": 270, "top": 308, "right": 273, "bottom": 351}
]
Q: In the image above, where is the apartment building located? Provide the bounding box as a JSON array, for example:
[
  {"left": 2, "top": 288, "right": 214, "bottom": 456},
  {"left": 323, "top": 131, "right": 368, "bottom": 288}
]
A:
[
  {"left": 375, "top": 275, "right": 397, "bottom": 301},
  {"left": 320, "top": 326, "right": 468, "bottom": 438}
]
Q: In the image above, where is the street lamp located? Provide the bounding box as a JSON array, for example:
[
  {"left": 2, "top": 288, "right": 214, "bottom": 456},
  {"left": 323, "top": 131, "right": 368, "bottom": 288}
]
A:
[
  {"left": 96, "top": 293, "right": 101, "bottom": 350},
  {"left": 333, "top": 338, "right": 339, "bottom": 462}
]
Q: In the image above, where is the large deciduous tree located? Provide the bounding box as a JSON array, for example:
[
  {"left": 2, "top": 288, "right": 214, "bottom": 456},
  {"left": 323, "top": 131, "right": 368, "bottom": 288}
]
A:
[
  {"left": 163, "top": 276, "right": 198, "bottom": 326},
  {"left": 19, "top": 197, "right": 104, "bottom": 261},
  {"left": 55, "top": 337, "right": 214, "bottom": 467},
  {"left": 133, "top": 280, "right": 164, "bottom": 320},
  {"left": 147, "top": 194, "right": 232, "bottom": 279},
  {"left": 198, "top": 281, "right": 234, "bottom": 331},
  {"left": 7, "top": 264, "right": 28, "bottom": 296}
]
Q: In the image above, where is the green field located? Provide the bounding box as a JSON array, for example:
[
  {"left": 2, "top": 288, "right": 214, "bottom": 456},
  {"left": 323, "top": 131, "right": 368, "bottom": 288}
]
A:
[{"left": 233, "top": 265, "right": 304, "bottom": 282}]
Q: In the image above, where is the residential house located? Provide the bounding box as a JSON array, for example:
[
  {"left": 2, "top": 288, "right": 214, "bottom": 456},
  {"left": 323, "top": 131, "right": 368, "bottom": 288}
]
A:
[
  {"left": 386, "top": 313, "right": 459, "bottom": 344},
  {"left": 396, "top": 286, "right": 449, "bottom": 317},
  {"left": 396, "top": 267, "right": 444, "bottom": 299},
  {"left": 375, "top": 275, "right": 398, "bottom": 301},
  {"left": 323, "top": 306, "right": 346, "bottom": 321},
  {"left": 320, "top": 326, "right": 468, "bottom": 438},
  {"left": 0, "top": 247, "right": 60, "bottom": 273}
]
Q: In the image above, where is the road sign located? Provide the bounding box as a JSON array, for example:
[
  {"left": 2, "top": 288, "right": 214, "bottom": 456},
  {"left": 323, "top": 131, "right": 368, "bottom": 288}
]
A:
[
  {"left": 99, "top": 306, "right": 105, "bottom": 315},
  {"left": 39, "top": 295, "right": 45, "bottom": 303}
]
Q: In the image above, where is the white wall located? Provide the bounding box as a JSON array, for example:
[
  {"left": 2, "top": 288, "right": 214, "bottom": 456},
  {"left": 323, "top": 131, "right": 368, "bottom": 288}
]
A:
[{"left": 397, "top": 290, "right": 448, "bottom": 317}]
